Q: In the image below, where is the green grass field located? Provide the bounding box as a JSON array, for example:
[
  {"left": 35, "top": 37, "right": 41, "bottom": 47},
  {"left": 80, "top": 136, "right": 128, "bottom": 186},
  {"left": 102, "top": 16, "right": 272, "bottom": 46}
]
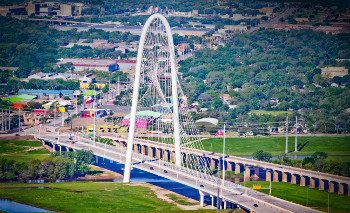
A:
[
  {"left": 0, "top": 182, "right": 180, "bottom": 212},
  {"left": 202, "top": 136, "right": 350, "bottom": 159},
  {"left": 0, "top": 140, "right": 50, "bottom": 161},
  {"left": 243, "top": 181, "right": 350, "bottom": 213}
]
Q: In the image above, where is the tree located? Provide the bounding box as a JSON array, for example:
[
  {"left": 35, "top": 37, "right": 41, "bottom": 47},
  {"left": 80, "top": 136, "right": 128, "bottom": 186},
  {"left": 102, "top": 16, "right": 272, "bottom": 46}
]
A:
[{"left": 252, "top": 150, "right": 272, "bottom": 162}]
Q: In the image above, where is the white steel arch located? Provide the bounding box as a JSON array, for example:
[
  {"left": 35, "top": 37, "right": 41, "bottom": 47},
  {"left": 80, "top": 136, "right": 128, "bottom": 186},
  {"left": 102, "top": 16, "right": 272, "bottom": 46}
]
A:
[{"left": 123, "top": 14, "right": 181, "bottom": 183}]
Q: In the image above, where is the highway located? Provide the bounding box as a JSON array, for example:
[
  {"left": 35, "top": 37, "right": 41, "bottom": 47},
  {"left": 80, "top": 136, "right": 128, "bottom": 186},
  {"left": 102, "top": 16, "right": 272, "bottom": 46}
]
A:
[{"left": 36, "top": 132, "right": 320, "bottom": 213}]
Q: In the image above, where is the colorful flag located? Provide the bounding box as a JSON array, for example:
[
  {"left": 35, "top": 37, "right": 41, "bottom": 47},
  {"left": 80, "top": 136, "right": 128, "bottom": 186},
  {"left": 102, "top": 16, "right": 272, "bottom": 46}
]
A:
[
  {"left": 86, "top": 96, "right": 94, "bottom": 104},
  {"left": 215, "top": 126, "right": 224, "bottom": 136}
]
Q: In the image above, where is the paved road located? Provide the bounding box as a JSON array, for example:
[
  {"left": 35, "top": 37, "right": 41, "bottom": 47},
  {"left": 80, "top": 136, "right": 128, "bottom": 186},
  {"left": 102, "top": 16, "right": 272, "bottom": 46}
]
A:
[{"left": 36, "top": 133, "right": 320, "bottom": 213}]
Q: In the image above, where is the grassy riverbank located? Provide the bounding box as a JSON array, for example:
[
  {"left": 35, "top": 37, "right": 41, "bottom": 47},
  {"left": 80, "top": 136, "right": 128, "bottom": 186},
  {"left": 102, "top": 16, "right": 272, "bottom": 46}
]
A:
[
  {"left": 0, "top": 140, "right": 50, "bottom": 161},
  {"left": 0, "top": 182, "right": 179, "bottom": 212},
  {"left": 202, "top": 136, "right": 350, "bottom": 160},
  {"left": 243, "top": 181, "right": 350, "bottom": 213}
]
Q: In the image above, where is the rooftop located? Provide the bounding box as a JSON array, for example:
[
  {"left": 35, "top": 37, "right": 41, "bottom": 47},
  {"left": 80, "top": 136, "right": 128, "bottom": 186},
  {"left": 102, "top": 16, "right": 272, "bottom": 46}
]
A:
[{"left": 57, "top": 58, "right": 117, "bottom": 67}]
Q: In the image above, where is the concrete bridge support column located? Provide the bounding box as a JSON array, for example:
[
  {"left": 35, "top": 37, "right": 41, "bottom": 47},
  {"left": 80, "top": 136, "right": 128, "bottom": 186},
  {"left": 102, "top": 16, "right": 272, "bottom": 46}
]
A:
[
  {"left": 348, "top": 185, "right": 350, "bottom": 196},
  {"left": 235, "top": 163, "right": 242, "bottom": 174},
  {"left": 199, "top": 190, "right": 208, "bottom": 207},
  {"left": 223, "top": 200, "right": 227, "bottom": 209},
  {"left": 227, "top": 162, "right": 233, "bottom": 171},
  {"left": 319, "top": 179, "right": 326, "bottom": 191},
  {"left": 244, "top": 166, "right": 251, "bottom": 182},
  {"left": 338, "top": 183, "right": 345, "bottom": 195},
  {"left": 156, "top": 148, "right": 162, "bottom": 159},
  {"left": 291, "top": 174, "right": 297, "bottom": 184},
  {"left": 282, "top": 172, "right": 288, "bottom": 182},
  {"left": 300, "top": 176, "right": 306, "bottom": 186},
  {"left": 141, "top": 145, "right": 146, "bottom": 155},
  {"left": 329, "top": 181, "right": 335, "bottom": 193},
  {"left": 266, "top": 170, "right": 272, "bottom": 182},
  {"left": 59, "top": 145, "right": 62, "bottom": 156},
  {"left": 210, "top": 195, "right": 214, "bottom": 209},
  {"left": 210, "top": 158, "right": 216, "bottom": 170},
  {"left": 170, "top": 151, "right": 176, "bottom": 163},
  {"left": 310, "top": 178, "right": 316, "bottom": 188},
  {"left": 148, "top": 147, "right": 154, "bottom": 157},
  {"left": 164, "top": 150, "right": 169, "bottom": 161},
  {"left": 273, "top": 170, "right": 280, "bottom": 182}
]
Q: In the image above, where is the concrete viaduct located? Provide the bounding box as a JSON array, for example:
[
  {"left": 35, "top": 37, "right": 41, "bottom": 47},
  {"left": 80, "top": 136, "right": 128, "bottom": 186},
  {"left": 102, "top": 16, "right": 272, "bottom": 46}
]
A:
[{"left": 111, "top": 136, "right": 350, "bottom": 196}]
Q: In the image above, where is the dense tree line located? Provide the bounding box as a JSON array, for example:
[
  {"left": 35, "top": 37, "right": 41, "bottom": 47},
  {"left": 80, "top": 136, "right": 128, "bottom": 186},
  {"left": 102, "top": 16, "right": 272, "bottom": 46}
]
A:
[
  {"left": 0, "top": 150, "right": 94, "bottom": 181},
  {"left": 0, "top": 16, "right": 138, "bottom": 79},
  {"left": 179, "top": 29, "right": 350, "bottom": 133}
]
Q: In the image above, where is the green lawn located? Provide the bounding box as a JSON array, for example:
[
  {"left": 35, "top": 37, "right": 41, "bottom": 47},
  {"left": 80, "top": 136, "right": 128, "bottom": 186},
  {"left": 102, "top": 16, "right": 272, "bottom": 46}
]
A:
[
  {"left": 0, "top": 182, "right": 179, "bottom": 212},
  {"left": 243, "top": 181, "right": 350, "bottom": 213},
  {"left": 202, "top": 136, "right": 350, "bottom": 158},
  {"left": 0, "top": 140, "right": 50, "bottom": 161}
]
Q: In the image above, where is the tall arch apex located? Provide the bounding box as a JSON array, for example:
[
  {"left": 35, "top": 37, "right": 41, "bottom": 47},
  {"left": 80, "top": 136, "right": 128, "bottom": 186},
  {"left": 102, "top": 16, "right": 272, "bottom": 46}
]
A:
[{"left": 123, "top": 14, "right": 181, "bottom": 183}]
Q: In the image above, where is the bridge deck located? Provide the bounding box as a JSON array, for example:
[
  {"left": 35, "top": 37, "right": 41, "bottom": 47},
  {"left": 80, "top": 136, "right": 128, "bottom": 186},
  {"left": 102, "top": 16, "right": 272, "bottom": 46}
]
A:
[{"left": 37, "top": 133, "right": 320, "bottom": 213}]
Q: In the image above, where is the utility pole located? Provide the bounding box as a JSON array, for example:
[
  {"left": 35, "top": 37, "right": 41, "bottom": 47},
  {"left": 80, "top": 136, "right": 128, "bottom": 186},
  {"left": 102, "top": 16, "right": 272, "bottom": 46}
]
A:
[
  {"left": 18, "top": 109, "right": 20, "bottom": 133},
  {"left": 117, "top": 77, "right": 120, "bottom": 95},
  {"left": 94, "top": 85, "right": 96, "bottom": 145},
  {"left": 1, "top": 109, "right": 3, "bottom": 131},
  {"left": 222, "top": 124, "right": 226, "bottom": 188},
  {"left": 76, "top": 94, "right": 78, "bottom": 115},
  {"left": 8, "top": 107, "right": 10, "bottom": 131},
  {"left": 54, "top": 104, "right": 56, "bottom": 126},
  {"left": 285, "top": 115, "right": 288, "bottom": 153},
  {"left": 62, "top": 111, "right": 64, "bottom": 127},
  {"left": 295, "top": 116, "right": 298, "bottom": 152}
]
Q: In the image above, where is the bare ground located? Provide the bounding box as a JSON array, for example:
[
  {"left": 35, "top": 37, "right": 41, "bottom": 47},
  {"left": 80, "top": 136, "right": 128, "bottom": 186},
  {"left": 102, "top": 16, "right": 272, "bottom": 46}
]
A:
[
  {"left": 129, "top": 182, "right": 212, "bottom": 210},
  {"left": 77, "top": 165, "right": 123, "bottom": 181}
]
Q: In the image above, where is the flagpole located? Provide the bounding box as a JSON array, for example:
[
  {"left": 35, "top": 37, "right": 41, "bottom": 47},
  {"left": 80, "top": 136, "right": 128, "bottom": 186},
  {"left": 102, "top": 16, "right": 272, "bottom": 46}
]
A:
[{"left": 222, "top": 124, "right": 226, "bottom": 188}]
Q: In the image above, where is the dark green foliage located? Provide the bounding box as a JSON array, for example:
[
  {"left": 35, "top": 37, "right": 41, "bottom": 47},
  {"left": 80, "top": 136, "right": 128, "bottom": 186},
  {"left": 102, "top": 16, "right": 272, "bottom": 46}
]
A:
[
  {"left": 179, "top": 29, "right": 350, "bottom": 132},
  {"left": 253, "top": 150, "right": 272, "bottom": 162},
  {"left": 0, "top": 149, "right": 95, "bottom": 181}
]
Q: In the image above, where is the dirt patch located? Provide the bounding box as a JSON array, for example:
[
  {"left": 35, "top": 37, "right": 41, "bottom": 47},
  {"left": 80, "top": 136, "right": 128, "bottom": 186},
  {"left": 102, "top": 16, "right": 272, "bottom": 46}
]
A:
[
  {"left": 77, "top": 165, "right": 123, "bottom": 181},
  {"left": 129, "top": 183, "right": 211, "bottom": 210},
  {"left": 0, "top": 135, "right": 36, "bottom": 141}
]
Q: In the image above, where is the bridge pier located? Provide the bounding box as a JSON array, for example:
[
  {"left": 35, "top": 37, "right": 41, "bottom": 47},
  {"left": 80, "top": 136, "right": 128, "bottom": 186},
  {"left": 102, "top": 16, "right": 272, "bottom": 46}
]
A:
[
  {"left": 266, "top": 170, "right": 272, "bottom": 182},
  {"left": 59, "top": 145, "right": 62, "bottom": 156},
  {"left": 300, "top": 175, "right": 306, "bottom": 186},
  {"left": 141, "top": 145, "right": 146, "bottom": 155},
  {"left": 319, "top": 179, "right": 326, "bottom": 191},
  {"left": 235, "top": 163, "right": 242, "bottom": 174},
  {"left": 210, "top": 158, "right": 216, "bottom": 170},
  {"left": 329, "top": 181, "right": 335, "bottom": 193},
  {"left": 227, "top": 161, "right": 233, "bottom": 171},
  {"left": 244, "top": 166, "right": 251, "bottom": 182},
  {"left": 210, "top": 195, "right": 214, "bottom": 209},
  {"left": 310, "top": 177, "right": 316, "bottom": 188},
  {"left": 148, "top": 147, "right": 154, "bottom": 157},
  {"left": 338, "top": 183, "right": 345, "bottom": 195},
  {"left": 291, "top": 174, "right": 296, "bottom": 184},
  {"left": 273, "top": 170, "right": 280, "bottom": 182},
  {"left": 282, "top": 172, "right": 289, "bottom": 182},
  {"left": 156, "top": 148, "right": 162, "bottom": 159},
  {"left": 170, "top": 151, "right": 176, "bottom": 163},
  {"left": 199, "top": 190, "right": 209, "bottom": 207},
  {"left": 164, "top": 150, "right": 169, "bottom": 161},
  {"left": 348, "top": 184, "right": 350, "bottom": 196}
]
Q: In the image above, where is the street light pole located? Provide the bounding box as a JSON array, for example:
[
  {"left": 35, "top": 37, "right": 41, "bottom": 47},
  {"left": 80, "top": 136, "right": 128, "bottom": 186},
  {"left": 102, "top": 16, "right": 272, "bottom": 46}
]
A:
[
  {"left": 295, "top": 116, "right": 298, "bottom": 152},
  {"left": 222, "top": 124, "right": 226, "bottom": 188},
  {"left": 285, "top": 115, "right": 288, "bottom": 154}
]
